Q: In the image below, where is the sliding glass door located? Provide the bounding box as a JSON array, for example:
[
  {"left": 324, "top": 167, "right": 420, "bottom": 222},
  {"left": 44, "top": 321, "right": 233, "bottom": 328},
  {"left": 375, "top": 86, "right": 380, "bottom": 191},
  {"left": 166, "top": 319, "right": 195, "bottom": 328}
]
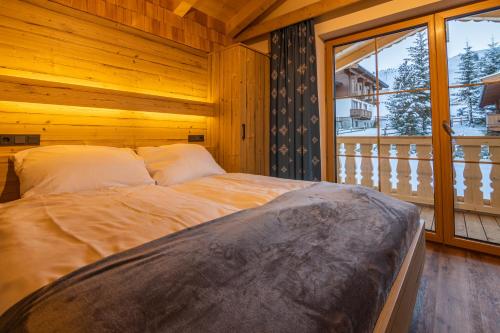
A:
[
  {"left": 436, "top": 2, "right": 500, "bottom": 255},
  {"left": 328, "top": 17, "right": 443, "bottom": 243},
  {"left": 326, "top": 1, "right": 500, "bottom": 255}
]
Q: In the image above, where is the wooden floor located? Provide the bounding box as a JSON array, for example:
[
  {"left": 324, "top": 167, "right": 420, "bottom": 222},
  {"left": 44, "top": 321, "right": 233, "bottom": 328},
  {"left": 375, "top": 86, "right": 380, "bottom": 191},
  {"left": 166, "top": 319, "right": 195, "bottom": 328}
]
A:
[
  {"left": 410, "top": 243, "right": 500, "bottom": 333},
  {"left": 418, "top": 206, "right": 500, "bottom": 245}
]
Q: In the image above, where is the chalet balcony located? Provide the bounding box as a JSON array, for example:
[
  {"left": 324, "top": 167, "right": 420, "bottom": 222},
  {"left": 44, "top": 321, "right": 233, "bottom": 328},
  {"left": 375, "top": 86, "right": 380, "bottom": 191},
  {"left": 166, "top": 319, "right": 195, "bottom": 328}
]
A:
[
  {"left": 336, "top": 136, "right": 500, "bottom": 245},
  {"left": 350, "top": 108, "right": 372, "bottom": 120}
]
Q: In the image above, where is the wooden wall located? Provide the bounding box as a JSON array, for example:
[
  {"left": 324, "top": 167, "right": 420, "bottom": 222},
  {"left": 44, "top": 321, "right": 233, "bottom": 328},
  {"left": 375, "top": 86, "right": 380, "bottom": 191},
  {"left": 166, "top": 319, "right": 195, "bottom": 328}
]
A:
[
  {"left": 0, "top": 102, "right": 210, "bottom": 202},
  {"left": 1, "top": 0, "right": 211, "bottom": 101},
  {"left": 50, "top": 0, "right": 230, "bottom": 52},
  {"left": 0, "top": 0, "right": 215, "bottom": 202},
  {"left": 209, "top": 44, "right": 270, "bottom": 175}
]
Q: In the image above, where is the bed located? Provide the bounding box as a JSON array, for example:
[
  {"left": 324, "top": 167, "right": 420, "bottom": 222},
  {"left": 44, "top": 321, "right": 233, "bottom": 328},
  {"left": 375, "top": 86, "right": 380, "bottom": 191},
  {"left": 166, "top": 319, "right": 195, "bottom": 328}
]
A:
[{"left": 0, "top": 145, "right": 425, "bottom": 333}]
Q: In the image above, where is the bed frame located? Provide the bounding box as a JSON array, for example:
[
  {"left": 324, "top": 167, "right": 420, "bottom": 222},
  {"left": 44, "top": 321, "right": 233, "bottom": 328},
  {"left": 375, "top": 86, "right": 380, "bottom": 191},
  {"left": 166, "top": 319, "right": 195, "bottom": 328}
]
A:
[{"left": 374, "top": 220, "right": 425, "bottom": 333}]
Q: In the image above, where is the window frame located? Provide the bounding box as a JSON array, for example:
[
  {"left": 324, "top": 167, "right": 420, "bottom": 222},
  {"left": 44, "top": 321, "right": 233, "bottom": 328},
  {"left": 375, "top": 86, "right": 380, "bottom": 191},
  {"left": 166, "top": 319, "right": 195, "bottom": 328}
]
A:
[
  {"left": 325, "top": 1, "right": 500, "bottom": 256},
  {"left": 435, "top": 1, "right": 500, "bottom": 256},
  {"left": 325, "top": 15, "right": 443, "bottom": 244}
]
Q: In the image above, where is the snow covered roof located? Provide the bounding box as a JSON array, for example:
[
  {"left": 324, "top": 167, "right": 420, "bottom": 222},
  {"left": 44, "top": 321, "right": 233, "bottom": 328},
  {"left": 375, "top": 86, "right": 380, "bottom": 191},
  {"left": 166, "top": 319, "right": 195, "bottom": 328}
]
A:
[
  {"left": 480, "top": 72, "right": 500, "bottom": 83},
  {"left": 457, "top": 11, "right": 500, "bottom": 23}
]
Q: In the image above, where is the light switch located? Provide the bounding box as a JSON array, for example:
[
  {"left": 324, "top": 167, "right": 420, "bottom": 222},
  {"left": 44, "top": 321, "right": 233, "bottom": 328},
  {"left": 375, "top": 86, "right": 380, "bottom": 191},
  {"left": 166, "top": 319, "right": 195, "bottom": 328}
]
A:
[{"left": 0, "top": 134, "right": 40, "bottom": 146}]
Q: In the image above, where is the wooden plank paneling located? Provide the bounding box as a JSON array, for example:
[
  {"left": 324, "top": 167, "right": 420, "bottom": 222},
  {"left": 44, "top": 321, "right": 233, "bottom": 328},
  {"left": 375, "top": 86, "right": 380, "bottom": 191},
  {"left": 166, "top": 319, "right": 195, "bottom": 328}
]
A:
[
  {"left": 193, "top": 0, "right": 247, "bottom": 23},
  {"left": 0, "top": 101, "right": 211, "bottom": 203},
  {"left": 48, "top": 0, "right": 229, "bottom": 52},
  {"left": 263, "top": 53, "right": 271, "bottom": 176},
  {"left": 226, "top": 0, "right": 282, "bottom": 38},
  {"left": 0, "top": 1, "right": 216, "bottom": 203},
  {"left": 0, "top": 76, "right": 213, "bottom": 117},
  {"left": 0, "top": 0, "right": 210, "bottom": 101}
]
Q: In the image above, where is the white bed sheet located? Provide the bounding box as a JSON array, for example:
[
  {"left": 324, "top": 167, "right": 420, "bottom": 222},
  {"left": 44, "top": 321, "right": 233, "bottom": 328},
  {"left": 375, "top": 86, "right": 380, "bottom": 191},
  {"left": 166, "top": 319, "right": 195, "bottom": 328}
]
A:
[{"left": 0, "top": 173, "right": 311, "bottom": 314}]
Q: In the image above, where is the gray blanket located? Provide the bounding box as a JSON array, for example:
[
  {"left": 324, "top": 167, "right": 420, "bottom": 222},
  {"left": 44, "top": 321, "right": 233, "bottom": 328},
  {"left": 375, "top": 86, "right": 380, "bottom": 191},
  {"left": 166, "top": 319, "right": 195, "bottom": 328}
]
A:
[{"left": 0, "top": 183, "right": 420, "bottom": 333}]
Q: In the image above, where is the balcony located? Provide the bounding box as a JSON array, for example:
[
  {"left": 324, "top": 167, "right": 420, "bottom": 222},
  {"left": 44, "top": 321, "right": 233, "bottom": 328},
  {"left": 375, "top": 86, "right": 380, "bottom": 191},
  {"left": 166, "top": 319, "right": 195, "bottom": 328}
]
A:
[
  {"left": 336, "top": 136, "right": 500, "bottom": 245},
  {"left": 350, "top": 108, "right": 372, "bottom": 120}
]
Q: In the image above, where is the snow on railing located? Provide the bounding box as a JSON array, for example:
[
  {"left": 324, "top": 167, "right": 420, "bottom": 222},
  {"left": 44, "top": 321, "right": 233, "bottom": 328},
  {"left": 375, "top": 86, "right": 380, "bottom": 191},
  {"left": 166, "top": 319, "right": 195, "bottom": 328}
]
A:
[{"left": 336, "top": 136, "right": 500, "bottom": 215}]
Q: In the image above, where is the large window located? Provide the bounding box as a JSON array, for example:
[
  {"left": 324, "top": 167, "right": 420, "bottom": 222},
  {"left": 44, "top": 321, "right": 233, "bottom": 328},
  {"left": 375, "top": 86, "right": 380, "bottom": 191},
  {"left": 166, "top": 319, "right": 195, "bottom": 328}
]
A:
[
  {"left": 333, "top": 26, "right": 437, "bottom": 232},
  {"left": 444, "top": 8, "right": 500, "bottom": 246},
  {"left": 326, "top": 2, "right": 500, "bottom": 255}
]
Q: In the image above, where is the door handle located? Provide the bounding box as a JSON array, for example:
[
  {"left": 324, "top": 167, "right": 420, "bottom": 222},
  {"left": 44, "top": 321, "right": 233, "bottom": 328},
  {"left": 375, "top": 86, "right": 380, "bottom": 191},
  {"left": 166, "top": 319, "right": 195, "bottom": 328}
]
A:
[
  {"left": 241, "top": 123, "right": 246, "bottom": 140},
  {"left": 442, "top": 121, "right": 455, "bottom": 136}
]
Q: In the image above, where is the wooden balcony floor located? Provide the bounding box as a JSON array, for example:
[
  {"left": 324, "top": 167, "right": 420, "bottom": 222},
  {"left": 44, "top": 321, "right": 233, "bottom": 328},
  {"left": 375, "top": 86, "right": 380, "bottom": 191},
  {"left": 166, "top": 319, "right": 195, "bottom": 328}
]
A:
[{"left": 417, "top": 205, "right": 500, "bottom": 245}]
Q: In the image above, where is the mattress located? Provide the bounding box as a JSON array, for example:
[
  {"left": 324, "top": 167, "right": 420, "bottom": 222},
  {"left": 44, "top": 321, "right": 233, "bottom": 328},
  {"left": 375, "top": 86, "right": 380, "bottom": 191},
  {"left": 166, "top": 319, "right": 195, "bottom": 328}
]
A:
[{"left": 0, "top": 173, "right": 311, "bottom": 314}]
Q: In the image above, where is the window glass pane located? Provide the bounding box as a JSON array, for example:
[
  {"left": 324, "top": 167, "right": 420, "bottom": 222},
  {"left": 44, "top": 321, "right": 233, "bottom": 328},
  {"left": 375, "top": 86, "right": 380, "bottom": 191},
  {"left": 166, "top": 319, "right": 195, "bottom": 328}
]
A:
[
  {"left": 332, "top": 23, "right": 435, "bottom": 233},
  {"left": 379, "top": 91, "right": 432, "bottom": 137},
  {"left": 336, "top": 140, "right": 379, "bottom": 189},
  {"left": 446, "top": 8, "right": 500, "bottom": 86},
  {"left": 335, "top": 98, "right": 378, "bottom": 136},
  {"left": 449, "top": 86, "right": 489, "bottom": 136},
  {"left": 335, "top": 96, "right": 379, "bottom": 187},
  {"left": 446, "top": 8, "right": 500, "bottom": 246},
  {"left": 334, "top": 39, "right": 376, "bottom": 98},
  {"left": 377, "top": 26, "right": 430, "bottom": 93}
]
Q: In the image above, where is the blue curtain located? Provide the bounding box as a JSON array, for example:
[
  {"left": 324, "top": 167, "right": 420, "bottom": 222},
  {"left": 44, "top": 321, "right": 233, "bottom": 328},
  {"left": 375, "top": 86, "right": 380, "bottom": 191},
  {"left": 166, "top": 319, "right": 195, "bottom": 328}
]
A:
[{"left": 270, "top": 20, "right": 321, "bottom": 181}]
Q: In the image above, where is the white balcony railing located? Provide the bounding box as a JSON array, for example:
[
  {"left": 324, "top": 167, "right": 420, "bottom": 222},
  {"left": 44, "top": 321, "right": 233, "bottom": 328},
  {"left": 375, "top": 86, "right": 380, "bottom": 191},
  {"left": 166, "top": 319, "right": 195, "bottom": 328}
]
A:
[{"left": 336, "top": 136, "right": 500, "bottom": 215}]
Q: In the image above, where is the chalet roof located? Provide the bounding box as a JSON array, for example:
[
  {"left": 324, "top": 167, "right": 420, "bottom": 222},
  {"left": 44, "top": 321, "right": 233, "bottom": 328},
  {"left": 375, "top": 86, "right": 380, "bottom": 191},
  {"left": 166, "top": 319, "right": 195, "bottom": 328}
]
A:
[
  {"left": 479, "top": 72, "right": 500, "bottom": 108},
  {"left": 349, "top": 65, "right": 389, "bottom": 88}
]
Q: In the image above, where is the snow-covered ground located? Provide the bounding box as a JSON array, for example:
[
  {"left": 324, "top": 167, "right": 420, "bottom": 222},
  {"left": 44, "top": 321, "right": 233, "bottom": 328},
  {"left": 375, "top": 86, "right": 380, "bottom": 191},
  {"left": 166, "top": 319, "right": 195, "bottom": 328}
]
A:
[{"left": 449, "top": 124, "right": 487, "bottom": 136}]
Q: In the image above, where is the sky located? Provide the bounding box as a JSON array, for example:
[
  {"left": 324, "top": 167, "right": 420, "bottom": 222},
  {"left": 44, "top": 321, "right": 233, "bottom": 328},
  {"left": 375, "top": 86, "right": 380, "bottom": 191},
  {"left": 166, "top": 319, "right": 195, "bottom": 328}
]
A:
[{"left": 339, "top": 18, "right": 499, "bottom": 73}]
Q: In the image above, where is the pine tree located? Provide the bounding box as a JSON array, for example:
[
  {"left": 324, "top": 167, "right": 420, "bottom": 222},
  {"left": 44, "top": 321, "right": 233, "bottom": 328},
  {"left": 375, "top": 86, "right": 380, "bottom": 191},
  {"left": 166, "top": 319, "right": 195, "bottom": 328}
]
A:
[
  {"left": 408, "top": 32, "right": 431, "bottom": 134},
  {"left": 386, "top": 31, "right": 431, "bottom": 135},
  {"left": 479, "top": 37, "right": 500, "bottom": 77},
  {"left": 478, "top": 38, "right": 500, "bottom": 113},
  {"left": 387, "top": 61, "right": 420, "bottom": 135},
  {"left": 453, "top": 42, "right": 481, "bottom": 125}
]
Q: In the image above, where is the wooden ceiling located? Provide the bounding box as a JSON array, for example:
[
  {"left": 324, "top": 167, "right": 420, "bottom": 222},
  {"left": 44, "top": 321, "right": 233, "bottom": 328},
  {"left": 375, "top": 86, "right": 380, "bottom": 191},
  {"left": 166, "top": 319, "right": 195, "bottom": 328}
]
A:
[
  {"left": 191, "top": 0, "right": 248, "bottom": 22},
  {"left": 170, "top": 0, "right": 375, "bottom": 41},
  {"left": 171, "top": 0, "right": 284, "bottom": 38},
  {"left": 52, "top": 0, "right": 385, "bottom": 51}
]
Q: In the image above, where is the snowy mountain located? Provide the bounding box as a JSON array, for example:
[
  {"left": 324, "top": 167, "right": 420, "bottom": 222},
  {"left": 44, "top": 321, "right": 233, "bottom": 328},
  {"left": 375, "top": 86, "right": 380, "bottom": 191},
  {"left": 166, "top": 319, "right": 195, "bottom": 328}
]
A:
[
  {"left": 377, "top": 48, "right": 494, "bottom": 90},
  {"left": 378, "top": 68, "right": 397, "bottom": 90}
]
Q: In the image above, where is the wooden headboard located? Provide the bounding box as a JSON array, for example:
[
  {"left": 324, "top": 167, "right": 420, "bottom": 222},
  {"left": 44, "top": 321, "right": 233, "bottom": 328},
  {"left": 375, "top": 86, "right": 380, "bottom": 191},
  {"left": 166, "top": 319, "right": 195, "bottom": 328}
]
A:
[{"left": 0, "top": 0, "right": 217, "bottom": 202}]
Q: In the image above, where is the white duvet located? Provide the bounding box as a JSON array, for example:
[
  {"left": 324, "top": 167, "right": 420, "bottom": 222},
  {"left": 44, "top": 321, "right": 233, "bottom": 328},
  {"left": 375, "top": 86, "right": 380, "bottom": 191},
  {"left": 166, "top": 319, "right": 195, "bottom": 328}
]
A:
[{"left": 0, "top": 173, "right": 311, "bottom": 314}]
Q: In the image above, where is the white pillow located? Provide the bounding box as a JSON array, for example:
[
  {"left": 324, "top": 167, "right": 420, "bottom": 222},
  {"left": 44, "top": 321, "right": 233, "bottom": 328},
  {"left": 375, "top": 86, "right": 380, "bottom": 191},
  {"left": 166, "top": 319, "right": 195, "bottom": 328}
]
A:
[
  {"left": 137, "top": 144, "right": 225, "bottom": 186},
  {"left": 13, "top": 145, "right": 155, "bottom": 198}
]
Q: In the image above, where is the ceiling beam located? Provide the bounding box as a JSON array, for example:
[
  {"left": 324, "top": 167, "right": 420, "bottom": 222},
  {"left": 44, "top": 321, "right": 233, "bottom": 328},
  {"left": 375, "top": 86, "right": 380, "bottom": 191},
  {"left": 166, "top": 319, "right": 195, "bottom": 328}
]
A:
[
  {"left": 172, "top": 0, "right": 197, "bottom": 17},
  {"left": 226, "top": 0, "right": 282, "bottom": 38},
  {"left": 235, "top": 0, "right": 365, "bottom": 42}
]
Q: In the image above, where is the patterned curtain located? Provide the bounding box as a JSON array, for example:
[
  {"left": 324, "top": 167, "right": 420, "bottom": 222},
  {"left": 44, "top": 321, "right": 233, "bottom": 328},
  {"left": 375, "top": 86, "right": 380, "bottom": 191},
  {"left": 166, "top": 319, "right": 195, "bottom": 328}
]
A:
[{"left": 270, "top": 20, "right": 321, "bottom": 181}]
